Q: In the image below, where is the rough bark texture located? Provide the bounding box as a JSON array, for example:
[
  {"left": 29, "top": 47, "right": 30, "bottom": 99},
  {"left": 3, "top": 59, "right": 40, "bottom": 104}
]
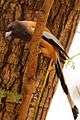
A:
[
  {"left": 26, "top": 0, "right": 54, "bottom": 80},
  {"left": 18, "top": 1, "right": 55, "bottom": 120},
  {"left": 0, "top": 0, "right": 80, "bottom": 120}
]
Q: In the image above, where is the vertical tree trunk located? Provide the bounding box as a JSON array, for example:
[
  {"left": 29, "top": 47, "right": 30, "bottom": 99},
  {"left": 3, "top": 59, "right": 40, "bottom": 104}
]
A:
[
  {"left": 18, "top": 1, "right": 55, "bottom": 120},
  {"left": 0, "top": 0, "right": 80, "bottom": 120}
]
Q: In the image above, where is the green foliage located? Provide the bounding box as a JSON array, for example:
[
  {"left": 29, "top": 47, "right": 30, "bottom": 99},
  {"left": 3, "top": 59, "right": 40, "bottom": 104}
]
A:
[
  {"left": 0, "top": 89, "right": 6, "bottom": 104},
  {"left": 65, "top": 59, "right": 75, "bottom": 69},
  {"left": 65, "top": 53, "right": 80, "bottom": 69},
  {"left": 0, "top": 89, "right": 22, "bottom": 104}
]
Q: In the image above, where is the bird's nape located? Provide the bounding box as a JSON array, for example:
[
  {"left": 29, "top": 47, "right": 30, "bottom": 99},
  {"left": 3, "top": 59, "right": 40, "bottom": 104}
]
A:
[{"left": 5, "top": 20, "right": 32, "bottom": 40}]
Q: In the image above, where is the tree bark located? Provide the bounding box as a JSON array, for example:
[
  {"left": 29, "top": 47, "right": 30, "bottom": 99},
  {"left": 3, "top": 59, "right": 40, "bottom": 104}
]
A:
[
  {"left": 0, "top": 0, "right": 80, "bottom": 120},
  {"left": 18, "top": 0, "right": 55, "bottom": 120},
  {"left": 26, "top": 0, "right": 54, "bottom": 80}
]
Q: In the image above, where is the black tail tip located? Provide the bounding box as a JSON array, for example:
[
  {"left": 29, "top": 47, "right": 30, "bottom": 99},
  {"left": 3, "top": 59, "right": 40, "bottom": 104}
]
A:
[{"left": 72, "top": 105, "right": 79, "bottom": 119}]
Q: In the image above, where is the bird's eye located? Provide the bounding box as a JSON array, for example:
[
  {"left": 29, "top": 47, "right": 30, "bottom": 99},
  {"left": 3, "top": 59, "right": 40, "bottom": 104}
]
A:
[
  {"left": 9, "top": 26, "right": 14, "bottom": 31},
  {"left": 6, "top": 22, "right": 15, "bottom": 32}
]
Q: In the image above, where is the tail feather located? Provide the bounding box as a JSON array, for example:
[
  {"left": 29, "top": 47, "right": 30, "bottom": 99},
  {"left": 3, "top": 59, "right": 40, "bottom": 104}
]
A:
[{"left": 55, "top": 58, "right": 79, "bottom": 120}]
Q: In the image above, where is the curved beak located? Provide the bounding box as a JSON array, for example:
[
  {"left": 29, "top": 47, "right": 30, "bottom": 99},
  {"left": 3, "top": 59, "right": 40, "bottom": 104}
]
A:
[{"left": 5, "top": 31, "right": 12, "bottom": 39}]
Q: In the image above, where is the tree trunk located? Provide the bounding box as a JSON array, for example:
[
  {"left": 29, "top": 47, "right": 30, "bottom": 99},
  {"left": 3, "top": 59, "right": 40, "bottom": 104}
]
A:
[{"left": 0, "top": 0, "right": 80, "bottom": 120}]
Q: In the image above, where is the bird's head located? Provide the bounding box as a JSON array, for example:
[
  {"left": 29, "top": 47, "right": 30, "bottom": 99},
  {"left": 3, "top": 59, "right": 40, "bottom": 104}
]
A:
[{"left": 5, "top": 20, "right": 35, "bottom": 40}]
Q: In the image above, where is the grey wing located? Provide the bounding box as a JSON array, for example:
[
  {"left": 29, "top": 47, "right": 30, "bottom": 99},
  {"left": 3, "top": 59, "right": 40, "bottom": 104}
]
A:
[
  {"left": 43, "top": 31, "right": 64, "bottom": 49},
  {"left": 42, "top": 31, "right": 69, "bottom": 59}
]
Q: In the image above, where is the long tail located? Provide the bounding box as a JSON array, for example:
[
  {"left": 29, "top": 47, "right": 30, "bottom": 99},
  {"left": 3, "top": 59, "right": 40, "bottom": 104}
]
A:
[{"left": 55, "top": 57, "right": 79, "bottom": 120}]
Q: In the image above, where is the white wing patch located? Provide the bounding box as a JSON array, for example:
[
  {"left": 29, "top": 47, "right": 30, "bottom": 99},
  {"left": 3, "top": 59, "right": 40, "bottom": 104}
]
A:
[{"left": 43, "top": 31, "right": 64, "bottom": 50}]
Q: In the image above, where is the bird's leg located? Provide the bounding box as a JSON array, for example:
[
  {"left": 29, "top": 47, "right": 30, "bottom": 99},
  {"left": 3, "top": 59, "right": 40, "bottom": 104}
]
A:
[{"left": 55, "top": 57, "right": 79, "bottom": 120}]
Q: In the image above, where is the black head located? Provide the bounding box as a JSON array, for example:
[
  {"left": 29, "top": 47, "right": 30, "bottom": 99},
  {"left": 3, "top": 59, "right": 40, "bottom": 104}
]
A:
[{"left": 5, "top": 20, "right": 31, "bottom": 40}]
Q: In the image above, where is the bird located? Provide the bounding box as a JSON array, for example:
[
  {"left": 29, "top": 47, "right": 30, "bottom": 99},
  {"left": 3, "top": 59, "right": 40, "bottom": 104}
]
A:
[
  {"left": 5, "top": 20, "right": 79, "bottom": 119},
  {"left": 5, "top": 20, "right": 68, "bottom": 62}
]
